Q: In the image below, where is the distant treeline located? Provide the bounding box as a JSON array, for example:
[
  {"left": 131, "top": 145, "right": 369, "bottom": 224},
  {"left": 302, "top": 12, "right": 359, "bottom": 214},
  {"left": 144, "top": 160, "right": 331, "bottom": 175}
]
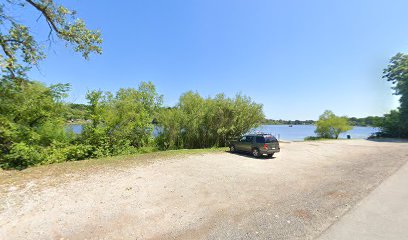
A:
[
  {"left": 65, "top": 103, "right": 88, "bottom": 122},
  {"left": 262, "top": 116, "right": 382, "bottom": 127},
  {"left": 347, "top": 116, "right": 383, "bottom": 127},
  {"left": 262, "top": 119, "right": 315, "bottom": 125}
]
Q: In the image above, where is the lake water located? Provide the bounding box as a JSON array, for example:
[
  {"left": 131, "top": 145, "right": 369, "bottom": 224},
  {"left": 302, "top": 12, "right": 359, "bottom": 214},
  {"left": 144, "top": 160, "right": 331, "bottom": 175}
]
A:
[
  {"left": 67, "top": 124, "right": 84, "bottom": 134},
  {"left": 252, "top": 125, "right": 378, "bottom": 141},
  {"left": 67, "top": 124, "right": 378, "bottom": 141}
]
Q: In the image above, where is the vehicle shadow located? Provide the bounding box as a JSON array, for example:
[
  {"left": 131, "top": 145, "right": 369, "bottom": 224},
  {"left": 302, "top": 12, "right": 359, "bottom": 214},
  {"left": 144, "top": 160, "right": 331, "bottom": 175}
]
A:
[
  {"left": 366, "top": 138, "right": 408, "bottom": 143},
  {"left": 225, "top": 150, "right": 276, "bottom": 160}
]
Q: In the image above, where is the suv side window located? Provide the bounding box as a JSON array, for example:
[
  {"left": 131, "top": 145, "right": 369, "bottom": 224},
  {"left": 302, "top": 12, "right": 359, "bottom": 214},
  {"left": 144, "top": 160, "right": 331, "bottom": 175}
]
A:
[
  {"left": 256, "top": 136, "right": 265, "bottom": 143},
  {"left": 245, "top": 136, "right": 253, "bottom": 142}
]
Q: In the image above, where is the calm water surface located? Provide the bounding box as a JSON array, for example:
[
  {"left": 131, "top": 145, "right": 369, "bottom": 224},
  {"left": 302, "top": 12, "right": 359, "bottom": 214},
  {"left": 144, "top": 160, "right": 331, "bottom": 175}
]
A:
[
  {"left": 67, "top": 124, "right": 83, "bottom": 134},
  {"left": 67, "top": 124, "right": 378, "bottom": 141},
  {"left": 253, "top": 125, "right": 378, "bottom": 141}
]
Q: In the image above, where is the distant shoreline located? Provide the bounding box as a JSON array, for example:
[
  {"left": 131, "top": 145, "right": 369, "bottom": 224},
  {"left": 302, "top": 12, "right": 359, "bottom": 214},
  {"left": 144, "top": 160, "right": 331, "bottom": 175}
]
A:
[
  {"left": 66, "top": 120, "right": 90, "bottom": 125},
  {"left": 261, "top": 123, "right": 376, "bottom": 127}
]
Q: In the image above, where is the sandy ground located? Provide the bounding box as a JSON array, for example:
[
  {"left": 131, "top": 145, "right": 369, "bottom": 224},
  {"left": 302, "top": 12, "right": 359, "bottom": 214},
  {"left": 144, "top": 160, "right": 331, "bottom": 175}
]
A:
[
  {"left": 1, "top": 139, "right": 408, "bottom": 240},
  {"left": 318, "top": 156, "right": 408, "bottom": 240}
]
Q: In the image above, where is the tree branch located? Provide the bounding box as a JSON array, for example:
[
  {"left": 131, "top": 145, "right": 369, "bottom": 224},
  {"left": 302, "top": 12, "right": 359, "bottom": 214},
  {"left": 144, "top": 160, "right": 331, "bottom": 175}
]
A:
[
  {"left": 0, "top": 35, "right": 16, "bottom": 77},
  {"left": 0, "top": 38, "right": 14, "bottom": 59},
  {"left": 24, "top": 0, "right": 62, "bottom": 35}
]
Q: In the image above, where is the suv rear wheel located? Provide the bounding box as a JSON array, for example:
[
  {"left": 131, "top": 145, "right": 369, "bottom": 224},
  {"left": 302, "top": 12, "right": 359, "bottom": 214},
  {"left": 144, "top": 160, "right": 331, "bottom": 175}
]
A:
[{"left": 252, "top": 148, "right": 260, "bottom": 157}]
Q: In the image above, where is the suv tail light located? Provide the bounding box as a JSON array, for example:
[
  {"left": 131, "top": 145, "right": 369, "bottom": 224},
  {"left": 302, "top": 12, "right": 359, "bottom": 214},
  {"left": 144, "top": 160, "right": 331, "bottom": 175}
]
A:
[{"left": 263, "top": 144, "right": 268, "bottom": 150}]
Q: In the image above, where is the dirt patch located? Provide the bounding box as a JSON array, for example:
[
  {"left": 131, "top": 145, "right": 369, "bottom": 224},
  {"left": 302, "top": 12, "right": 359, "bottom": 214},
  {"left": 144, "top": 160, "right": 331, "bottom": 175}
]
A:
[
  {"left": 1, "top": 140, "right": 407, "bottom": 240},
  {"left": 293, "top": 209, "right": 313, "bottom": 220},
  {"left": 326, "top": 190, "right": 349, "bottom": 199}
]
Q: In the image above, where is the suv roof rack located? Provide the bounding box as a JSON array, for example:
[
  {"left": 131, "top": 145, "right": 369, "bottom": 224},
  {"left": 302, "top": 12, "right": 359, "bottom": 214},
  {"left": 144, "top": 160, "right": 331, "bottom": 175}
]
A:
[{"left": 251, "top": 132, "right": 273, "bottom": 136}]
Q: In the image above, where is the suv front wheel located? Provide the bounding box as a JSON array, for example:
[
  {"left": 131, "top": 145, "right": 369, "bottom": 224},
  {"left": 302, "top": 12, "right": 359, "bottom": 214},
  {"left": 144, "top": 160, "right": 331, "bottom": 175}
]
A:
[
  {"left": 252, "top": 148, "right": 260, "bottom": 158},
  {"left": 230, "top": 145, "right": 236, "bottom": 153}
]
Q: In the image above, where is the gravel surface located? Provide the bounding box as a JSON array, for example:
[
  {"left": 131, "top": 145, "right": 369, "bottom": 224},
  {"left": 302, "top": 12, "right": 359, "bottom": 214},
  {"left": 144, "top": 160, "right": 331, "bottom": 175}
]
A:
[{"left": 1, "top": 139, "right": 407, "bottom": 240}]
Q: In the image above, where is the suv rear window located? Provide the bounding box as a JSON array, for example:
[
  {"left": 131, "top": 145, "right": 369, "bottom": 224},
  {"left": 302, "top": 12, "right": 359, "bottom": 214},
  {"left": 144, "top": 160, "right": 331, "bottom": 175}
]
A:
[
  {"left": 256, "top": 136, "right": 265, "bottom": 143},
  {"left": 256, "top": 135, "right": 277, "bottom": 143}
]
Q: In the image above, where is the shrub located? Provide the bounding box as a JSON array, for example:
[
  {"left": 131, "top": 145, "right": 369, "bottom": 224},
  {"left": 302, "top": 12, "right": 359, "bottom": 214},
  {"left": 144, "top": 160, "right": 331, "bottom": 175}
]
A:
[
  {"left": 304, "top": 136, "right": 324, "bottom": 141},
  {"left": 0, "top": 81, "right": 71, "bottom": 169},
  {"left": 375, "top": 110, "right": 407, "bottom": 138},
  {"left": 1, "top": 143, "right": 45, "bottom": 169},
  {"left": 80, "top": 81, "right": 163, "bottom": 157},
  {"left": 63, "top": 144, "right": 94, "bottom": 161},
  {"left": 156, "top": 92, "right": 265, "bottom": 149}
]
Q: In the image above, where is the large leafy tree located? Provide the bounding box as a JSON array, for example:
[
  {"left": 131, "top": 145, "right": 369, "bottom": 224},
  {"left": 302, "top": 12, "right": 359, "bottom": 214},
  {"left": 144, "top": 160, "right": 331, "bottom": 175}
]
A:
[
  {"left": 376, "top": 110, "right": 405, "bottom": 138},
  {"left": 81, "top": 82, "right": 163, "bottom": 157},
  {"left": 382, "top": 53, "right": 408, "bottom": 137},
  {"left": 156, "top": 92, "right": 264, "bottom": 149},
  {"left": 315, "top": 110, "right": 352, "bottom": 139},
  {"left": 0, "top": 1, "right": 102, "bottom": 169},
  {"left": 0, "top": 80, "right": 71, "bottom": 168},
  {"left": 0, "top": 0, "right": 102, "bottom": 79}
]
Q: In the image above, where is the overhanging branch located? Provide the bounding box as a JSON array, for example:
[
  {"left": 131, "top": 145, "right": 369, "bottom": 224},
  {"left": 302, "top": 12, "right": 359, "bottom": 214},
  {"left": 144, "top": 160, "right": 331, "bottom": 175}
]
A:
[{"left": 25, "top": 0, "right": 62, "bottom": 35}]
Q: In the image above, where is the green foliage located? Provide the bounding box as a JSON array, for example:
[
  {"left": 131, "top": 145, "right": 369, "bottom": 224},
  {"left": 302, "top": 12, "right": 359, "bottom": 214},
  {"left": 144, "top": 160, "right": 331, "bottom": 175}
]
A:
[
  {"left": 304, "top": 136, "right": 324, "bottom": 141},
  {"left": 315, "top": 110, "right": 352, "bottom": 139},
  {"left": 374, "top": 110, "right": 406, "bottom": 138},
  {"left": 348, "top": 116, "right": 383, "bottom": 127},
  {"left": 155, "top": 108, "right": 185, "bottom": 150},
  {"left": 380, "top": 53, "right": 408, "bottom": 138},
  {"left": 0, "top": 0, "right": 104, "bottom": 169},
  {"left": 0, "top": 0, "right": 102, "bottom": 78},
  {"left": 80, "top": 82, "right": 163, "bottom": 157},
  {"left": 0, "top": 80, "right": 73, "bottom": 169},
  {"left": 156, "top": 92, "right": 265, "bottom": 149},
  {"left": 3, "top": 142, "right": 45, "bottom": 169},
  {"left": 64, "top": 103, "right": 88, "bottom": 121},
  {"left": 0, "top": 80, "right": 264, "bottom": 169}
]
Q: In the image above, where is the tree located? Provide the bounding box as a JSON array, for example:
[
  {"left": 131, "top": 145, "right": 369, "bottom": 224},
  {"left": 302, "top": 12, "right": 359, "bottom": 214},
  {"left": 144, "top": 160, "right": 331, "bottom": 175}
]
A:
[
  {"left": 0, "top": 81, "right": 72, "bottom": 168},
  {"left": 156, "top": 92, "right": 264, "bottom": 150},
  {"left": 375, "top": 110, "right": 404, "bottom": 138},
  {"left": 0, "top": 1, "right": 102, "bottom": 169},
  {"left": 382, "top": 53, "right": 408, "bottom": 137},
  {"left": 0, "top": 0, "right": 102, "bottom": 79},
  {"left": 64, "top": 103, "right": 88, "bottom": 121},
  {"left": 80, "top": 82, "right": 163, "bottom": 157},
  {"left": 315, "top": 110, "right": 352, "bottom": 139}
]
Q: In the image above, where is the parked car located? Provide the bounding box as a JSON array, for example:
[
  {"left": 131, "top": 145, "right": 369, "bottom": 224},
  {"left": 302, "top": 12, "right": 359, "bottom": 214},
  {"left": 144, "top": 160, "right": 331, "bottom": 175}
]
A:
[{"left": 229, "top": 133, "right": 280, "bottom": 158}]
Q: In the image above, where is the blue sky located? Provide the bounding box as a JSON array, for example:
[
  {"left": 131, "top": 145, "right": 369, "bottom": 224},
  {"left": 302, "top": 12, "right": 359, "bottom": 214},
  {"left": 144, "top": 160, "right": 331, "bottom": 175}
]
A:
[{"left": 27, "top": 0, "right": 407, "bottom": 120}]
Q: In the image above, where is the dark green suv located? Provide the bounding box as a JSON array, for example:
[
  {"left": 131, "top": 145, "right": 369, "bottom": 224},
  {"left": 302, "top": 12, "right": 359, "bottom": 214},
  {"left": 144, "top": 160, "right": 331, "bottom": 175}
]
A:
[{"left": 229, "top": 133, "right": 280, "bottom": 158}]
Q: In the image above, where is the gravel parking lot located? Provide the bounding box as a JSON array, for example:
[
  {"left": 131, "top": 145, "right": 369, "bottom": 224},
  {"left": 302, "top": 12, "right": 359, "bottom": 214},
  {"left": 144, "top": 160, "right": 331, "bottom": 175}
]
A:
[{"left": 1, "top": 139, "right": 408, "bottom": 239}]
